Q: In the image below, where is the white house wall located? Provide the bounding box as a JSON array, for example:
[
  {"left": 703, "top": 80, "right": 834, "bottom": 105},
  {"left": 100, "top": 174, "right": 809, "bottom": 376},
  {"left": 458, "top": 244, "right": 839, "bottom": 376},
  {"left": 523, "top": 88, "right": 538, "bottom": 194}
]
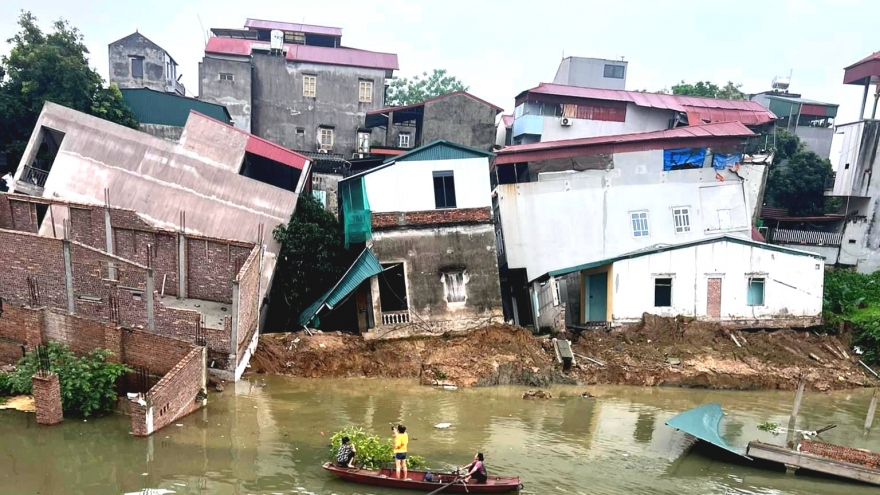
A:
[
  {"left": 497, "top": 151, "right": 752, "bottom": 280},
  {"left": 538, "top": 104, "right": 673, "bottom": 142},
  {"left": 609, "top": 240, "right": 824, "bottom": 323},
  {"left": 832, "top": 121, "right": 864, "bottom": 196},
  {"left": 364, "top": 157, "right": 491, "bottom": 213}
]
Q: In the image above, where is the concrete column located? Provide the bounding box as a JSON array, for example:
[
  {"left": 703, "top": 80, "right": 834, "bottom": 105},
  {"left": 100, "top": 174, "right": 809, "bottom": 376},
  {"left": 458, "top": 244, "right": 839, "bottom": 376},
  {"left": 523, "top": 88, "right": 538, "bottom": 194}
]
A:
[
  {"left": 385, "top": 111, "right": 394, "bottom": 147},
  {"left": 62, "top": 240, "right": 74, "bottom": 313},
  {"left": 146, "top": 269, "right": 155, "bottom": 332},
  {"left": 104, "top": 208, "right": 116, "bottom": 280},
  {"left": 229, "top": 281, "right": 240, "bottom": 368},
  {"left": 861, "top": 82, "right": 870, "bottom": 121},
  {"left": 177, "top": 233, "right": 187, "bottom": 298},
  {"left": 32, "top": 373, "right": 63, "bottom": 425}
]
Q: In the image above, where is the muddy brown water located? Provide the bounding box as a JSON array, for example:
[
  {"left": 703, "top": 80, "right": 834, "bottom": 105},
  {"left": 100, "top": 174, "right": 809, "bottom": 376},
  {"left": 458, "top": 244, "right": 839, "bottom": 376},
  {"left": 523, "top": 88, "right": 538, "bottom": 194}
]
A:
[{"left": 2, "top": 378, "right": 880, "bottom": 495}]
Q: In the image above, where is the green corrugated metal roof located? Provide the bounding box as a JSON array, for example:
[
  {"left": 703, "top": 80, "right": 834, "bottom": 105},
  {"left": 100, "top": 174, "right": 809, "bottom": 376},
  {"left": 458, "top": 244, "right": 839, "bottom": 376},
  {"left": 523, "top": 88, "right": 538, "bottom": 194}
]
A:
[
  {"left": 665, "top": 403, "right": 748, "bottom": 457},
  {"left": 765, "top": 95, "right": 839, "bottom": 118},
  {"left": 121, "top": 88, "right": 232, "bottom": 127},
  {"left": 543, "top": 235, "right": 824, "bottom": 282},
  {"left": 298, "top": 248, "right": 383, "bottom": 327},
  {"left": 383, "top": 140, "right": 495, "bottom": 163}
]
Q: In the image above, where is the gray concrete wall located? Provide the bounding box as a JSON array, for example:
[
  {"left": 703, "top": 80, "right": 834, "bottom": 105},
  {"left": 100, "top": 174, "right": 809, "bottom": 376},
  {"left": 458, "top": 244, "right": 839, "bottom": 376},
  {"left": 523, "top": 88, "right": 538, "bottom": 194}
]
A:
[
  {"left": 422, "top": 93, "right": 498, "bottom": 150},
  {"left": 553, "top": 57, "right": 627, "bottom": 90},
  {"left": 311, "top": 172, "right": 342, "bottom": 217},
  {"left": 109, "top": 34, "right": 168, "bottom": 93},
  {"left": 250, "top": 55, "right": 388, "bottom": 156},
  {"left": 794, "top": 125, "right": 834, "bottom": 159},
  {"left": 199, "top": 57, "right": 253, "bottom": 132},
  {"left": 139, "top": 124, "right": 183, "bottom": 142},
  {"left": 371, "top": 223, "right": 503, "bottom": 332}
]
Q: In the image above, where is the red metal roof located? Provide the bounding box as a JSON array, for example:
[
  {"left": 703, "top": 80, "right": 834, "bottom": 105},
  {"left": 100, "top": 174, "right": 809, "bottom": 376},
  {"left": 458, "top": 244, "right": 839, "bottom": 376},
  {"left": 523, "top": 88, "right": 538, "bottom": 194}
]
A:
[
  {"left": 494, "top": 121, "right": 754, "bottom": 165},
  {"left": 518, "top": 83, "right": 776, "bottom": 126},
  {"left": 501, "top": 114, "right": 514, "bottom": 128},
  {"left": 204, "top": 37, "right": 398, "bottom": 70},
  {"left": 751, "top": 227, "right": 765, "bottom": 242},
  {"left": 843, "top": 51, "right": 880, "bottom": 85},
  {"left": 366, "top": 91, "right": 504, "bottom": 116},
  {"left": 188, "top": 111, "right": 309, "bottom": 171},
  {"left": 244, "top": 18, "right": 342, "bottom": 37}
]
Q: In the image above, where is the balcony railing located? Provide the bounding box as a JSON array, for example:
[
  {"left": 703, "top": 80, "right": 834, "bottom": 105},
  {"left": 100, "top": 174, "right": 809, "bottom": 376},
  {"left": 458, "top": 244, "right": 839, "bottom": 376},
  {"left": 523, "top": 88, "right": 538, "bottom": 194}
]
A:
[
  {"left": 768, "top": 228, "right": 842, "bottom": 247},
  {"left": 20, "top": 166, "right": 49, "bottom": 188},
  {"left": 381, "top": 310, "right": 410, "bottom": 326}
]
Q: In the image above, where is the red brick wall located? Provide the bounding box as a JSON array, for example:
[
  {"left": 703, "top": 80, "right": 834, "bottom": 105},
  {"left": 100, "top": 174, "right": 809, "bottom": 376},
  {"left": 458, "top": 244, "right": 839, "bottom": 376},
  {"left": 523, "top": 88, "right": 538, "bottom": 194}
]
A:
[
  {"left": 32, "top": 373, "right": 63, "bottom": 425},
  {"left": 0, "top": 230, "right": 69, "bottom": 308},
  {"left": 372, "top": 207, "right": 492, "bottom": 229},
  {"left": 799, "top": 440, "right": 880, "bottom": 468},
  {"left": 42, "top": 311, "right": 122, "bottom": 361},
  {"left": 0, "top": 195, "right": 12, "bottom": 230},
  {"left": 186, "top": 237, "right": 250, "bottom": 303},
  {"left": 153, "top": 293, "right": 202, "bottom": 341},
  {"left": 114, "top": 229, "right": 179, "bottom": 298},
  {"left": 236, "top": 247, "right": 261, "bottom": 355},
  {"left": 7, "top": 200, "right": 39, "bottom": 233},
  {"left": 137, "top": 347, "right": 205, "bottom": 435},
  {"left": 121, "top": 327, "right": 192, "bottom": 376},
  {"left": 68, "top": 243, "right": 150, "bottom": 326},
  {"left": 68, "top": 206, "right": 105, "bottom": 249}
]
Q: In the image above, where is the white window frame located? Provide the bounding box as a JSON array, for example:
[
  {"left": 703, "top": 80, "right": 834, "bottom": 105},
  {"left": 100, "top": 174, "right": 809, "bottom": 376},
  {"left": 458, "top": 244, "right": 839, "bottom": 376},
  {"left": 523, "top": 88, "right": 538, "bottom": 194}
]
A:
[
  {"left": 318, "top": 128, "right": 334, "bottom": 150},
  {"left": 358, "top": 80, "right": 373, "bottom": 103},
  {"left": 672, "top": 206, "right": 691, "bottom": 233},
  {"left": 303, "top": 75, "right": 317, "bottom": 97},
  {"left": 219, "top": 73, "right": 234, "bottom": 81},
  {"left": 441, "top": 270, "right": 468, "bottom": 305},
  {"left": 630, "top": 211, "right": 650, "bottom": 238},
  {"left": 357, "top": 131, "right": 371, "bottom": 153},
  {"left": 398, "top": 133, "right": 411, "bottom": 148}
]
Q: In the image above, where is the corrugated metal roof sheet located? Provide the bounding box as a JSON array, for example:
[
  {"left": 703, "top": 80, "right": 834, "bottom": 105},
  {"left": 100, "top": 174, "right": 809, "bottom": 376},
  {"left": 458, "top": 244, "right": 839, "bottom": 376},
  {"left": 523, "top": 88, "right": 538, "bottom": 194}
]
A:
[
  {"left": 244, "top": 18, "right": 342, "bottom": 37},
  {"left": 204, "top": 37, "right": 399, "bottom": 70},
  {"left": 520, "top": 83, "right": 776, "bottom": 125},
  {"left": 843, "top": 51, "right": 880, "bottom": 85},
  {"left": 542, "top": 235, "right": 823, "bottom": 282},
  {"left": 387, "top": 140, "right": 495, "bottom": 163},
  {"left": 665, "top": 404, "right": 748, "bottom": 457},
  {"left": 121, "top": 88, "right": 231, "bottom": 127},
  {"left": 494, "top": 122, "right": 754, "bottom": 165},
  {"left": 298, "top": 248, "right": 382, "bottom": 326}
]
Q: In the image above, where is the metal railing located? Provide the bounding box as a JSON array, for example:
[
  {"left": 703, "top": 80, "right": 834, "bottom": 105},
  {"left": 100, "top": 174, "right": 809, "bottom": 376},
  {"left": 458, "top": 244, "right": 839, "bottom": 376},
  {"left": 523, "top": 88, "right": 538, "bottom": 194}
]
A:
[
  {"left": 768, "top": 228, "right": 842, "bottom": 247},
  {"left": 381, "top": 310, "right": 410, "bottom": 326},
  {"left": 21, "top": 166, "right": 49, "bottom": 188}
]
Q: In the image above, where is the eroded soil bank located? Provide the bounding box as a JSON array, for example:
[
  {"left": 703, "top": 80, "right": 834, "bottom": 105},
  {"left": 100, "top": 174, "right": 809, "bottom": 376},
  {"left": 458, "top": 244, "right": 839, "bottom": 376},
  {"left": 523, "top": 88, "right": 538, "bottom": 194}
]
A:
[{"left": 249, "top": 318, "right": 875, "bottom": 391}]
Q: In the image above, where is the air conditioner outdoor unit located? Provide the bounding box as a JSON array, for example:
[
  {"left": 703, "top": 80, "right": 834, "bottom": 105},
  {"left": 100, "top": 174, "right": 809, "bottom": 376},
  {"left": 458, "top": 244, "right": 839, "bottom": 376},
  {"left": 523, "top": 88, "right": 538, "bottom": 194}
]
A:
[
  {"left": 352, "top": 153, "right": 364, "bottom": 159},
  {"left": 317, "top": 148, "right": 329, "bottom": 154},
  {"left": 560, "top": 117, "right": 572, "bottom": 127}
]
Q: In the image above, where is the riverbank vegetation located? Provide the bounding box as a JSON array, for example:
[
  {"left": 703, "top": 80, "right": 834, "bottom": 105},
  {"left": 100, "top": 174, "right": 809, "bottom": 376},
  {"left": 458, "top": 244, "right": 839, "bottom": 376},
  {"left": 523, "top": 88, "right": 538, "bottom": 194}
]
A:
[
  {"left": 330, "top": 426, "right": 427, "bottom": 469},
  {"left": 0, "top": 342, "right": 129, "bottom": 417},
  {"left": 824, "top": 269, "right": 880, "bottom": 363}
]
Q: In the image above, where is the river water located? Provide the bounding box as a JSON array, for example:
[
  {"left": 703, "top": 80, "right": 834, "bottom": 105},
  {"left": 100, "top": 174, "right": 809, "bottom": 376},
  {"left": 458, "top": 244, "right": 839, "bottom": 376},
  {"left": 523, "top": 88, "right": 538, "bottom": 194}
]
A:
[{"left": 2, "top": 377, "right": 880, "bottom": 495}]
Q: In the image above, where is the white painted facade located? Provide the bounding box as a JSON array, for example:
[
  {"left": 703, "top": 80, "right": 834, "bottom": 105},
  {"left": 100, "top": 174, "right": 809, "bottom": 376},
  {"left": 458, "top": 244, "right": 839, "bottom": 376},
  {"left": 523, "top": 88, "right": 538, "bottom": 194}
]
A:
[
  {"left": 497, "top": 150, "right": 755, "bottom": 281},
  {"left": 607, "top": 239, "right": 823, "bottom": 323},
  {"left": 535, "top": 238, "right": 824, "bottom": 327},
  {"left": 363, "top": 157, "right": 492, "bottom": 213},
  {"left": 540, "top": 104, "right": 673, "bottom": 142}
]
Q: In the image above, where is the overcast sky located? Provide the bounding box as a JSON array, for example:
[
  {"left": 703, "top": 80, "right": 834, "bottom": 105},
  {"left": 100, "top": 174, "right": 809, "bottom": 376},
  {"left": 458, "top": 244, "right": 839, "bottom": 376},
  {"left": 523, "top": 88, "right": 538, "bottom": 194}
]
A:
[{"left": 1, "top": 0, "right": 878, "bottom": 123}]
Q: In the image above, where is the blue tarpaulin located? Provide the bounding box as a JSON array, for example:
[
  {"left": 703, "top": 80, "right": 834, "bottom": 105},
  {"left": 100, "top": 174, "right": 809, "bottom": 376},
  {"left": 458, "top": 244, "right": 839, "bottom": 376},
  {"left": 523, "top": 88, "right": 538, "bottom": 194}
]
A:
[
  {"left": 663, "top": 148, "right": 706, "bottom": 171},
  {"left": 713, "top": 153, "right": 744, "bottom": 170},
  {"left": 665, "top": 403, "right": 749, "bottom": 457}
]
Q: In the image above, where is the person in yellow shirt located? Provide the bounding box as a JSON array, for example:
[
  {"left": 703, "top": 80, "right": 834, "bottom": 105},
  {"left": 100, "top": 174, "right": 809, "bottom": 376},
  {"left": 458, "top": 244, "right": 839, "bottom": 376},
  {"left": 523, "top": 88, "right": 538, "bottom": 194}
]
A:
[{"left": 392, "top": 424, "right": 409, "bottom": 479}]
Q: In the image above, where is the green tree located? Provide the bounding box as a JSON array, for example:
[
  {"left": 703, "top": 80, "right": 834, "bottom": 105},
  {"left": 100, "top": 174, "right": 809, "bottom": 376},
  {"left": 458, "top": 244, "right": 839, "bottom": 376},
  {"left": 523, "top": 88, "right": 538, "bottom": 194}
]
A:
[
  {"left": 670, "top": 80, "right": 745, "bottom": 100},
  {"left": 271, "top": 193, "right": 348, "bottom": 329},
  {"left": 764, "top": 149, "right": 834, "bottom": 216},
  {"left": 0, "top": 11, "right": 138, "bottom": 164},
  {"left": 385, "top": 69, "right": 468, "bottom": 106}
]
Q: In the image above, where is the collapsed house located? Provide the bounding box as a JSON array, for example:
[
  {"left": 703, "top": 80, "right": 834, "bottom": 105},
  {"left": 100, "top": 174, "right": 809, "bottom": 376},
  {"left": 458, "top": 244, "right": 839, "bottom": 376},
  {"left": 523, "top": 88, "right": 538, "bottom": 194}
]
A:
[
  {"left": 300, "top": 140, "right": 504, "bottom": 338},
  {"left": 3, "top": 102, "right": 311, "bottom": 383}
]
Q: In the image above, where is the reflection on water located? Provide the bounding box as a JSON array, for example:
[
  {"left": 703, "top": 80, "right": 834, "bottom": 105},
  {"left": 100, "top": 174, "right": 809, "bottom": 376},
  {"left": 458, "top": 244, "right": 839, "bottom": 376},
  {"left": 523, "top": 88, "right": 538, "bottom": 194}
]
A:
[{"left": 1, "top": 378, "right": 879, "bottom": 495}]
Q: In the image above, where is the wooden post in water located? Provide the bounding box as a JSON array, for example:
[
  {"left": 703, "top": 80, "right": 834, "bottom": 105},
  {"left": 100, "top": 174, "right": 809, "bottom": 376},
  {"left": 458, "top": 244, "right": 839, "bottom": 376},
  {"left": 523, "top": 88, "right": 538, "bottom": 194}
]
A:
[
  {"left": 786, "top": 376, "right": 806, "bottom": 449},
  {"left": 866, "top": 389, "right": 878, "bottom": 430}
]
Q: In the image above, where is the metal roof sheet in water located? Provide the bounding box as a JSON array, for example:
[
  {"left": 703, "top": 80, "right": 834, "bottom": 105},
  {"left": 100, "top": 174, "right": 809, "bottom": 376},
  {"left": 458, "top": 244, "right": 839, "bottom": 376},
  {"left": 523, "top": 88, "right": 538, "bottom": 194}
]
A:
[{"left": 665, "top": 403, "right": 749, "bottom": 457}]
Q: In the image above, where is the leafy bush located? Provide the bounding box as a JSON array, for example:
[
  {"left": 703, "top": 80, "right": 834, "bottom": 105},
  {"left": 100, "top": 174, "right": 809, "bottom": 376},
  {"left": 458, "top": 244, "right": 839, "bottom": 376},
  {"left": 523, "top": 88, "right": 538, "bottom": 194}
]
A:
[
  {"left": 8, "top": 342, "right": 130, "bottom": 417},
  {"left": 0, "top": 372, "right": 15, "bottom": 397},
  {"left": 823, "top": 269, "right": 880, "bottom": 363},
  {"left": 330, "top": 426, "right": 428, "bottom": 470}
]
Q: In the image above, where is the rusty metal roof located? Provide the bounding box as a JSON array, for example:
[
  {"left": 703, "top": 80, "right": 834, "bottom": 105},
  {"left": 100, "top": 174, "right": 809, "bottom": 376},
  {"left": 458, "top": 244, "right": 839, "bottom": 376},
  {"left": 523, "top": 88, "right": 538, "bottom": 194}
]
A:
[
  {"left": 494, "top": 121, "right": 754, "bottom": 165},
  {"left": 244, "top": 18, "right": 342, "bottom": 37},
  {"left": 843, "top": 51, "right": 880, "bottom": 85},
  {"left": 204, "top": 37, "right": 398, "bottom": 70},
  {"left": 518, "top": 83, "right": 776, "bottom": 126}
]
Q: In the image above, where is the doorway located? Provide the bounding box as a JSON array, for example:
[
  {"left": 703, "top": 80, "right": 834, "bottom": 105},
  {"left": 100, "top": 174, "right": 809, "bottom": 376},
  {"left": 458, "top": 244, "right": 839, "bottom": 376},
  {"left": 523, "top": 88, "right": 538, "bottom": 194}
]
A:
[
  {"left": 584, "top": 273, "right": 608, "bottom": 322},
  {"left": 707, "top": 278, "right": 722, "bottom": 319}
]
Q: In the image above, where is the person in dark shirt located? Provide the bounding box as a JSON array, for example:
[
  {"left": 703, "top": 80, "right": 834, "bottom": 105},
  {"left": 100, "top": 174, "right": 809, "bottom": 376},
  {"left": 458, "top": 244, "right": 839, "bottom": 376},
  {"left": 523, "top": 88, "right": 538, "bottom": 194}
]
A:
[{"left": 336, "top": 436, "right": 356, "bottom": 468}]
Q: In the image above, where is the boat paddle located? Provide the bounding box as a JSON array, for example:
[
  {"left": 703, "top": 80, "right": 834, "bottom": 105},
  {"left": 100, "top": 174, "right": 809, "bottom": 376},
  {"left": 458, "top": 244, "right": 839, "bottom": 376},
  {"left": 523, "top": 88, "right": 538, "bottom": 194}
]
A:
[{"left": 425, "top": 475, "right": 464, "bottom": 495}]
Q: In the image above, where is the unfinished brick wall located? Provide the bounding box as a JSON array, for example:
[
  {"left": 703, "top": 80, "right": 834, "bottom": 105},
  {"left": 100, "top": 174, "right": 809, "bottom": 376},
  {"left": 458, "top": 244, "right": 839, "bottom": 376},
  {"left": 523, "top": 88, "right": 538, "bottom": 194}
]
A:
[
  {"left": 186, "top": 237, "right": 251, "bottom": 303},
  {"left": 42, "top": 311, "right": 122, "bottom": 361},
  {"left": 32, "top": 373, "right": 63, "bottom": 425},
  {"left": 114, "top": 230, "right": 179, "bottom": 297},
  {"left": 799, "top": 440, "right": 880, "bottom": 468},
  {"left": 6, "top": 199, "right": 40, "bottom": 233},
  {"left": 0, "top": 230, "right": 69, "bottom": 308},
  {"left": 121, "top": 327, "right": 192, "bottom": 376},
  {"left": 68, "top": 243, "right": 150, "bottom": 326},
  {"left": 235, "top": 246, "right": 261, "bottom": 357},
  {"left": 133, "top": 347, "right": 205, "bottom": 436},
  {"left": 68, "top": 206, "right": 105, "bottom": 248},
  {"left": 372, "top": 207, "right": 492, "bottom": 229},
  {"left": 0, "top": 305, "right": 43, "bottom": 364}
]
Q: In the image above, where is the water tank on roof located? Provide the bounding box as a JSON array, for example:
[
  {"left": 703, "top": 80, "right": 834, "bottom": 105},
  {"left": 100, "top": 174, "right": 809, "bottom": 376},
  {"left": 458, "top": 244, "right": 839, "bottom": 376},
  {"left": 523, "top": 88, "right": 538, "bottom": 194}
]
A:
[
  {"left": 270, "top": 30, "right": 284, "bottom": 51},
  {"left": 772, "top": 76, "right": 790, "bottom": 91}
]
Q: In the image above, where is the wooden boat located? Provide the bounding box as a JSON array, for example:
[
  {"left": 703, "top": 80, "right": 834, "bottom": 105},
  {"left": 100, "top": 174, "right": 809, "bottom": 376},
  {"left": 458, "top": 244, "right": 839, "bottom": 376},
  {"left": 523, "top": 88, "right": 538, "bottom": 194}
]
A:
[{"left": 322, "top": 462, "right": 522, "bottom": 493}]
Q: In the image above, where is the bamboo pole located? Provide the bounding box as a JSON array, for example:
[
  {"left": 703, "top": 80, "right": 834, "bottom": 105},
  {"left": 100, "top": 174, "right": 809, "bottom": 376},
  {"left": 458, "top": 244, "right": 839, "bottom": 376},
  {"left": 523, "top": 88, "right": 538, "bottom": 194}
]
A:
[
  {"left": 787, "top": 376, "right": 806, "bottom": 448},
  {"left": 866, "top": 389, "right": 878, "bottom": 430}
]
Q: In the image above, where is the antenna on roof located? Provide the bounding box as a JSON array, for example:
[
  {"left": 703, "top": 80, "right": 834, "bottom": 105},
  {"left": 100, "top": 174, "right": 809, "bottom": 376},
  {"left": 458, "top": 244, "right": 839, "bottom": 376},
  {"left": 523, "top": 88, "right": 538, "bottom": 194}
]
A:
[{"left": 197, "top": 14, "right": 207, "bottom": 46}]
